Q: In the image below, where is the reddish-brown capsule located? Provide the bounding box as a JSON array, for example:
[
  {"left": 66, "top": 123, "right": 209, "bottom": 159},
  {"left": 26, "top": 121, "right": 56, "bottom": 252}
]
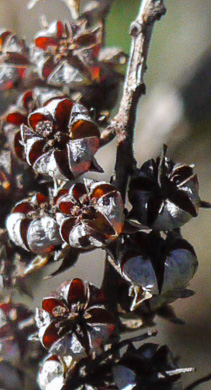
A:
[
  {"left": 31, "top": 20, "right": 101, "bottom": 87},
  {"left": 6, "top": 193, "right": 62, "bottom": 255},
  {"left": 35, "top": 279, "right": 115, "bottom": 358},
  {"left": 1, "top": 88, "right": 65, "bottom": 160},
  {"left": 20, "top": 98, "right": 102, "bottom": 181},
  {"left": 56, "top": 179, "right": 124, "bottom": 249}
]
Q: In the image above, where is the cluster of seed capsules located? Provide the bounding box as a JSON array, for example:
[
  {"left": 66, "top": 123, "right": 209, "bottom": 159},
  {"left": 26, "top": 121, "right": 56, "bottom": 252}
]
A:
[
  {"left": 2, "top": 93, "right": 210, "bottom": 389},
  {"left": 0, "top": 3, "right": 210, "bottom": 389},
  {"left": 0, "top": 18, "right": 127, "bottom": 110}
]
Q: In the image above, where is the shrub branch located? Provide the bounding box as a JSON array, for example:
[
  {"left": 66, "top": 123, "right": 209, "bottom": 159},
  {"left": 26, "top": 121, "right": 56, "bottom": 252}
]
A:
[{"left": 101, "top": 0, "right": 166, "bottom": 201}]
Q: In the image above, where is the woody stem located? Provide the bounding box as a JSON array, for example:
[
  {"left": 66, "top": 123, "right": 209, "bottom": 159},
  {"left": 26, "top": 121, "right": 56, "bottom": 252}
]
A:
[{"left": 101, "top": 0, "right": 166, "bottom": 202}]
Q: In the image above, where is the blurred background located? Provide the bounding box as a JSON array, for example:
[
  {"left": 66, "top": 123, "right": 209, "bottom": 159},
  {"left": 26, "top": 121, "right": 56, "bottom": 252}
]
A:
[{"left": 0, "top": 0, "right": 210, "bottom": 388}]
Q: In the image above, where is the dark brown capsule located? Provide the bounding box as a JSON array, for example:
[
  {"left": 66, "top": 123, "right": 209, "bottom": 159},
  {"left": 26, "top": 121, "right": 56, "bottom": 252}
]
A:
[
  {"left": 129, "top": 145, "right": 210, "bottom": 231},
  {"left": 110, "top": 230, "right": 198, "bottom": 311}
]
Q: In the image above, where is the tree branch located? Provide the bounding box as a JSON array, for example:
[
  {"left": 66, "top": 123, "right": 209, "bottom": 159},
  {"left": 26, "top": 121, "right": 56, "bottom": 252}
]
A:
[
  {"left": 101, "top": 0, "right": 166, "bottom": 200},
  {"left": 184, "top": 373, "right": 211, "bottom": 390}
]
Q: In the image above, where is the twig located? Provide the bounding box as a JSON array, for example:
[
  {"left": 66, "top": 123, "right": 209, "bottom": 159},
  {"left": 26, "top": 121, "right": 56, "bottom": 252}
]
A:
[
  {"left": 158, "top": 367, "right": 195, "bottom": 378},
  {"left": 98, "top": 329, "right": 158, "bottom": 363},
  {"left": 100, "top": 0, "right": 166, "bottom": 201},
  {"left": 84, "top": 330, "right": 158, "bottom": 375},
  {"left": 184, "top": 373, "right": 211, "bottom": 390}
]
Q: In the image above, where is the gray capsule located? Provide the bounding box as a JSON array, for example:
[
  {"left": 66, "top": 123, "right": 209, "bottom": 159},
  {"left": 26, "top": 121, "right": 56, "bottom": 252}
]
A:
[
  {"left": 27, "top": 216, "right": 62, "bottom": 254},
  {"left": 162, "top": 248, "right": 198, "bottom": 295}
]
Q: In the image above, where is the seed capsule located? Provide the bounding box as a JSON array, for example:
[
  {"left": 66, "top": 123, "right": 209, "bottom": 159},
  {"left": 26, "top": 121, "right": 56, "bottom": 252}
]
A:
[
  {"left": 1, "top": 87, "right": 65, "bottom": 160},
  {"left": 111, "top": 230, "right": 198, "bottom": 310},
  {"left": 35, "top": 279, "right": 115, "bottom": 358},
  {"left": 32, "top": 20, "right": 101, "bottom": 87},
  {"left": 129, "top": 145, "right": 210, "bottom": 230},
  {"left": 6, "top": 193, "right": 62, "bottom": 254},
  {"left": 56, "top": 179, "right": 124, "bottom": 249},
  {"left": 20, "top": 99, "right": 102, "bottom": 181}
]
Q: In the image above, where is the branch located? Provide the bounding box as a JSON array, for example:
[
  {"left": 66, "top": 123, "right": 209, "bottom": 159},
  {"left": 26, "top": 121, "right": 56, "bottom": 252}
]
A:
[
  {"left": 115, "top": 0, "right": 166, "bottom": 142},
  {"left": 184, "top": 373, "right": 211, "bottom": 390},
  {"left": 100, "top": 0, "right": 166, "bottom": 200}
]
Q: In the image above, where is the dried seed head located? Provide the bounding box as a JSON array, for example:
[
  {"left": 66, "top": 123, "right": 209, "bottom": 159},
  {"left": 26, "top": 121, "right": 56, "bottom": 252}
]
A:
[
  {"left": 35, "top": 279, "right": 115, "bottom": 358},
  {"left": 56, "top": 179, "right": 124, "bottom": 249},
  {"left": 20, "top": 98, "right": 102, "bottom": 181},
  {"left": 30, "top": 20, "right": 126, "bottom": 115},
  {"left": 129, "top": 146, "right": 210, "bottom": 231},
  {"left": 31, "top": 20, "right": 101, "bottom": 87},
  {"left": 1, "top": 88, "right": 66, "bottom": 186},
  {"left": 111, "top": 230, "right": 198, "bottom": 311}
]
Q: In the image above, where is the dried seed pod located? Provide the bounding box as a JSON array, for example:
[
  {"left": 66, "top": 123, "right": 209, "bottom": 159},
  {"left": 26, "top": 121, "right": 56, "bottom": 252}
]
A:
[
  {"left": 56, "top": 179, "right": 124, "bottom": 249},
  {"left": 1, "top": 87, "right": 65, "bottom": 160},
  {"left": 129, "top": 145, "right": 210, "bottom": 230},
  {"left": 113, "top": 343, "right": 184, "bottom": 390},
  {"left": 30, "top": 20, "right": 126, "bottom": 114},
  {"left": 35, "top": 278, "right": 115, "bottom": 358},
  {"left": 6, "top": 192, "right": 62, "bottom": 255},
  {"left": 0, "top": 30, "right": 30, "bottom": 90},
  {"left": 0, "top": 301, "right": 35, "bottom": 365},
  {"left": 31, "top": 20, "right": 101, "bottom": 87},
  {"left": 20, "top": 98, "right": 102, "bottom": 181},
  {"left": 110, "top": 230, "right": 198, "bottom": 311}
]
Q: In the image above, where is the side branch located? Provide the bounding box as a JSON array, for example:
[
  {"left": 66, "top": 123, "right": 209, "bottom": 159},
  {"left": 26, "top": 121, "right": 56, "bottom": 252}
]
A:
[{"left": 101, "top": 0, "right": 166, "bottom": 200}]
